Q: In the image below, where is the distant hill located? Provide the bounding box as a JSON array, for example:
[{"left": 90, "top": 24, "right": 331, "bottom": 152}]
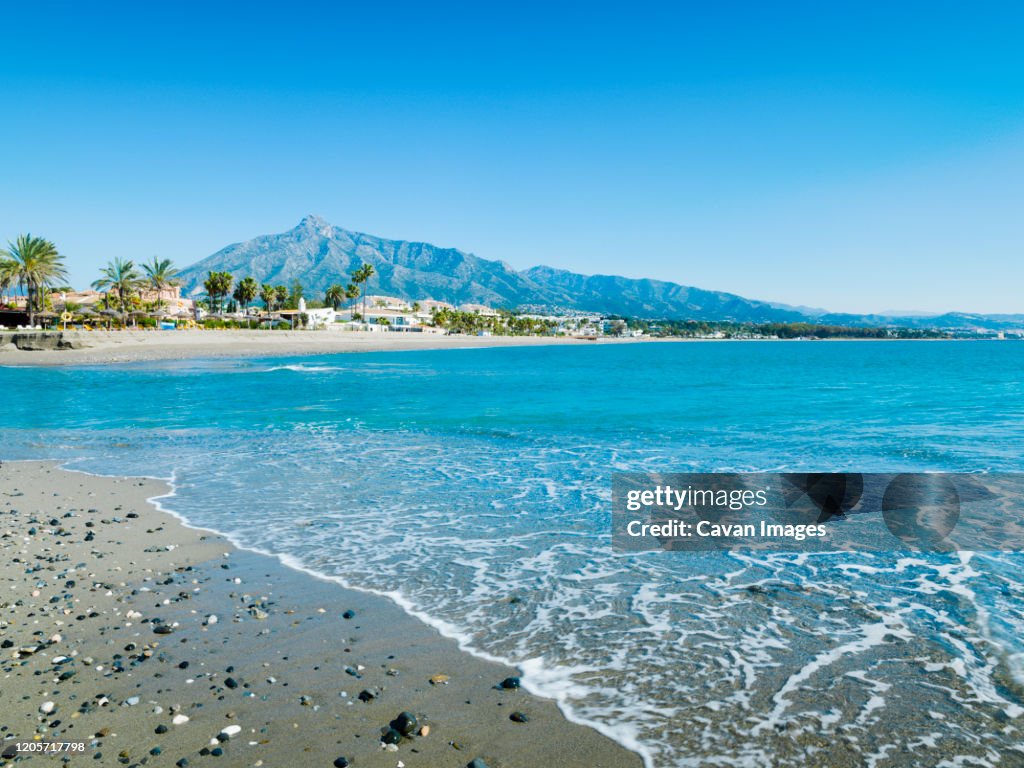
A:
[
  {"left": 177, "top": 215, "right": 1022, "bottom": 329},
  {"left": 177, "top": 216, "right": 809, "bottom": 323}
]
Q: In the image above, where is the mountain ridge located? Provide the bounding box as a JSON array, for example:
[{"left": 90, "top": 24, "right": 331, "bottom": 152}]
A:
[{"left": 176, "top": 216, "right": 1022, "bottom": 329}]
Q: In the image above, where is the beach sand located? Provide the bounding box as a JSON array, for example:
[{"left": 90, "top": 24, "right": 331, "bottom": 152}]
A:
[
  {"left": 0, "top": 329, "right": 642, "bottom": 367},
  {"left": 0, "top": 461, "right": 642, "bottom": 768}
]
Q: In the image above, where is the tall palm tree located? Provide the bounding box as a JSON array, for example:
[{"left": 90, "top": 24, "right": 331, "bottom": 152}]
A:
[
  {"left": 92, "top": 258, "right": 141, "bottom": 316},
  {"left": 141, "top": 257, "right": 179, "bottom": 312},
  {"left": 1, "top": 235, "right": 68, "bottom": 326},
  {"left": 259, "top": 283, "right": 276, "bottom": 311},
  {"left": 2, "top": 234, "right": 68, "bottom": 325},
  {"left": 0, "top": 257, "right": 17, "bottom": 307},
  {"left": 233, "top": 276, "right": 258, "bottom": 312},
  {"left": 345, "top": 283, "right": 359, "bottom": 314},
  {"left": 351, "top": 263, "right": 375, "bottom": 324},
  {"left": 202, "top": 271, "right": 233, "bottom": 313},
  {"left": 325, "top": 284, "right": 344, "bottom": 310}
]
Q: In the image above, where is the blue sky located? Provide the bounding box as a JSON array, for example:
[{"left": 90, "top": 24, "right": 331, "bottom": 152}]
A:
[{"left": 2, "top": 1, "right": 1023, "bottom": 314}]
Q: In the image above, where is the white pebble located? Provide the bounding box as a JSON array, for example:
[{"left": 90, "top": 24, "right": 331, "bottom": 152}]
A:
[
  {"left": 220, "top": 724, "right": 242, "bottom": 739},
  {"left": 39, "top": 701, "right": 56, "bottom": 715},
  {"left": 172, "top": 714, "right": 190, "bottom": 725}
]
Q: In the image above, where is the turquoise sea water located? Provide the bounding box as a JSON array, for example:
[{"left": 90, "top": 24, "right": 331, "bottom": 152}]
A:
[{"left": 4, "top": 340, "right": 1024, "bottom": 766}]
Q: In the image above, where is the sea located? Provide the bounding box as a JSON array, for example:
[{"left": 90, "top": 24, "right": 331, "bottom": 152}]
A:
[{"left": 4, "top": 340, "right": 1024, "bottom": 767}]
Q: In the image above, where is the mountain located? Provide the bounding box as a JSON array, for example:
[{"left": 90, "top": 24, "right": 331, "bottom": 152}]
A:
[
  {"left": 177, "top": 216, "right": 813, "bottom": 323},
  {"left": 177, "top": 216, "right": 1022, "bottom": 329}
]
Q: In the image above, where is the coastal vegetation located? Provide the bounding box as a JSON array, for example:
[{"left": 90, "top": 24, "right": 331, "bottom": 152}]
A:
[
  {"left": 0, "top": 234, "right": 68, "bottom": 326},
  {"left": 142, "top": 257, "right": 180, "bottom": 312},
  {"left": 92, "top": 258, "right": 142, "bottom": 313}
]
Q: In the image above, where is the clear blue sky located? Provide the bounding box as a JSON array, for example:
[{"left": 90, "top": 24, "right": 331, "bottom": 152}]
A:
[{"left": 2, "top": 1, "right": 1023, "bottom": 314}]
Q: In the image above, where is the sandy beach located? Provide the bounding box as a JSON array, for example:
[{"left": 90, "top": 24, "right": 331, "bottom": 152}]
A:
[
  {"left": 0, "top": 461, "right": 642, "bottom": 768},
  {"left": 0, "top": 330, "right": 642, "bottom": 367}
]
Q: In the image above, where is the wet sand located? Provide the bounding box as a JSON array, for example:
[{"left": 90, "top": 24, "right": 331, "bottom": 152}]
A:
[
  {"left": 0, "top": 461, "right": 643, "bottom": 768},
  {"left": 0, "top": 330, "right": 645, "bottom": 367}
]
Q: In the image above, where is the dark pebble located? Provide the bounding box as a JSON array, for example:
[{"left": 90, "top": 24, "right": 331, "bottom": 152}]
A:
[
  {"left": 393, "top": 711, "right": 418, "bottom": 735},
  {"left": 153, "top": 625, "right": 174, "bottom": 635},
  {"left": 381, "top": 728, "right": 402, "bottom": 745},
  {"left": 155, "top": 725, "right": 168, "bottom": 734},
  {"left": 509, "top": 711, "right": 529, "bottom": 723},
  {"left": 358, "top": 689, "right": 376, "bottom": 702},
  {"left": 342, "top": 610, "right": 355, "bottom": 619},
  {"left": 499, "top": 676, "right": 520, "bottom": 689},
  {"left": 224, "top": 677, "right": 238, "bottom": 689},
  {"left": 333, "top": 758, "right": 350, "bottom": 768},
  {"left": 211, "top": 747, "right": 224, "bottom": 757}
]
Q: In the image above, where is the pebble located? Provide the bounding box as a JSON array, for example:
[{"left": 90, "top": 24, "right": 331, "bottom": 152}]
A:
[
  {"left": 39, "top": 701, "right": 56, "bottom": 715},
  {"left": 499, "top": 676, "right": 520, "bottom": 690},
  {"left": 510, "top": 711, "right": 530, "bottom": 723},
  {"left": 219, "top": 724, "right": 242, "bottom": 739},
  {"left": 380, "top": 727, "right": 402, "bottom": 745},
  {"left": 125, "top": 696, "right": 140, "bottom": 706},
  {"left": 172, "top": 714, "right": 190, "bottom": 725},
  {"left": 205, "top": 614, "right": 218, "bottom": 625},
  {"left": 429, "top": 674, "right": 449, "bottom": 685},
  {"left": 467, "top": 760, "right": 490, "bottom": 768},
  {"left": 333, "top": 758, "right": 350, "bottom": 768},
  {"left": 342, "top": 610, "right": 355, "bottom": 619},
  {"left": 393, "top": 711, "right": 419, "bottom": 736}
]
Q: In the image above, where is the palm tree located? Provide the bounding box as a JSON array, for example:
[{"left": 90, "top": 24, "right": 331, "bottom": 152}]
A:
[
  {"left": 274, "top": 285, "right": 288, "bottom": 310},
  {"left": 202, "top": 271, "right": 233, "bottom": 313},
  {"left": 259, "top": 283, "right": 276, "bottom": 311},
  {"left": 350, "top": 263, "right": 375, "bottom": 324},
  {"left": 1, "top": 235, "right": 68, "bottom": 326},
  {"left": 233, "top": 276, "right": 258, "bottom": 312},
  {"left": 141, "top": 257, "right": 179, "bottom": 313},
  {"left": 0, "top": 258, "right": 17, "bottom": 307},
  {"left": 325, "top": 284, "right": 344, "bottom": 310},
  {"left": 345, "top": 283, "right": 359, "bottom": 315},
  {"left": 92, "top": 258, "right": 141, "bottom": 318}
]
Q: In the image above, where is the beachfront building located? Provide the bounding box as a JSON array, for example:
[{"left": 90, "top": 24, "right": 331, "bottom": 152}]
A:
[
  {"left": 363, "top": 295, "right": 412, "bottom": 311},
  {"left": 336, "top": 306, "right": 422, "bottom": 329},
  {"left": 273, "top": 299, "right": 336, "bottom": 329},
  {"left": 55, "top": 286, "right": 195, "bottom": 316}
]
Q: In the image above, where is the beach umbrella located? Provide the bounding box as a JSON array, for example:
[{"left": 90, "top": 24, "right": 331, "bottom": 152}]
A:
[{"left": 99, "top": 308, "right": 124, "bottom": 328}]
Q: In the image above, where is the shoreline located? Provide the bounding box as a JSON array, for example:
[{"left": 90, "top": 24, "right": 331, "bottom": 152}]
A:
[
  {"left": 0, "top": 329, "right": 984, "bottom": 368},
  {"left": 0, "top": 329, "right": 651, "bottom": 367},
  {"left": 0, "top": 460, "right": 644, "bottom": 768}
]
